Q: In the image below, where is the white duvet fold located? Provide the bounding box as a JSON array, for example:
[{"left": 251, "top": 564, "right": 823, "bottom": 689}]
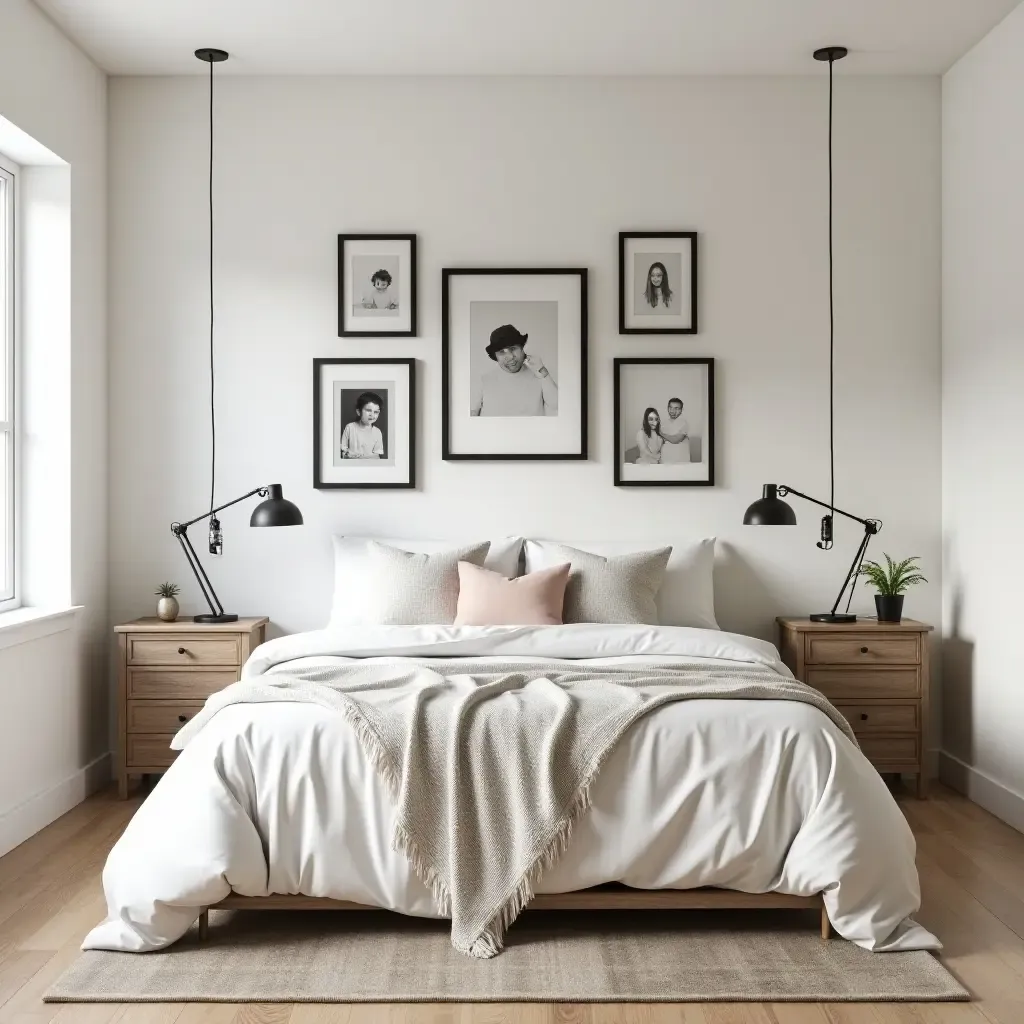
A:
[{"left": 83, "top": 624, "right": 939, "bottom": 956}]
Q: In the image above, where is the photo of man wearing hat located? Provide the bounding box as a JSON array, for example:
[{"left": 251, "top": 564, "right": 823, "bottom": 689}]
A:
[{"left": 470, "top": 323, "right": 558, "bottom": 417}]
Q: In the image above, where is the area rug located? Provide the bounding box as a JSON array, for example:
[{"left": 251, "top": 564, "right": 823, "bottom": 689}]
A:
[{"left": 46, "top": 910, "right": 968, "bottom": 1003}]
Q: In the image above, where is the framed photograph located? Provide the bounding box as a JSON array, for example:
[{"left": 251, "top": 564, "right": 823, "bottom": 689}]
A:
[
  {"left": 441, "top": 268, "right": 588, "bottom": 460},
  {"left": 613, "top": 358, "right": 714, "bottom": 486},
  {"left": 619, "top": 232, "right": 698, "bottom": 334},
  {"left": 338, "top": 234, "right": 417, "bottom": 337},
  {"left": 313, "top": 358, "right": 416, "bottom": 489}
]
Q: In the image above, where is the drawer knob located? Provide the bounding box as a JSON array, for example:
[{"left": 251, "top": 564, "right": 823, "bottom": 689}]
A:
[
  {"left": 178, "top": 714, "right": 188, "bottom": 723},
  {"left": 859, "top": 646, "right": 869, "bottom": 654},
  {"left": 178, "top": 647, "right": 188, "bottom": 655},
  {"left": 860, "top": 713, "right": 869, "bottom": 720}
]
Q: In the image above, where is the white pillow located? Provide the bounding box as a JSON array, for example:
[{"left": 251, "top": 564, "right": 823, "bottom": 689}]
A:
[
  {"left": 330, "top": 536, "right": 523, "bottom": 627},
  {"left": 524, "top": 538, "right": 718, "bottom": 630}
]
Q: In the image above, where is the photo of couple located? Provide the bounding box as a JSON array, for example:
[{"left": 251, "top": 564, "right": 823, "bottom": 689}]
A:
[
  {"left": 615, "top": 358, "right": 713, "bottom": 486},
  {"left": 634, "top": 399, "right": 690, "bottom": 464}
]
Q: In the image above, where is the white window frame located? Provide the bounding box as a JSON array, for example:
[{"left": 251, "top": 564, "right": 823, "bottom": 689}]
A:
[{"left": 0, "top": 152, "right": 19, "bottom": 611}]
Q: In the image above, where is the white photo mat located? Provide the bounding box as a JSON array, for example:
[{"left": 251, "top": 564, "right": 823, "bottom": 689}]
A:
[
  {"left": 444, "top": 271, "right": 585, "bottom": 458},
  {"left": 340, "top": 236, "right": 415, "bottom": 335},
  {"left": 316, "top": 360, "right": 414, "bottom": 487},
  {"left": 615, "top": 359, "right": 714, "bottom": 486},
  {"left": 620, "top": 234, "right": 697, "bottom": 333}
]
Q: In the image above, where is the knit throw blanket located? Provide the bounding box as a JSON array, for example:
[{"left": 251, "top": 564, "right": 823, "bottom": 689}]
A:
[{"left": 173, "top": 656, "right": 857, "bottom": 958}]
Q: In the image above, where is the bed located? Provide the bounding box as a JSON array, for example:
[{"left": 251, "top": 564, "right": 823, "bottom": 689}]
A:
[{"left": 83, "top": 620, "right": 938, "bottom": 957}]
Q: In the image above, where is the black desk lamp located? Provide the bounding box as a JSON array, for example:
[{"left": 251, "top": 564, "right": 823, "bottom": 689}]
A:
[
  {"left": 171, "top": 484, "right": 302, "bottom": 624},
  {"left": 743, "top": 484, "right": 879, "bottom": 623}
]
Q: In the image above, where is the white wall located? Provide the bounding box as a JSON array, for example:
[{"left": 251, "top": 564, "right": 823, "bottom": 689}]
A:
[
  {"left": 108, "top": 76, "right": 941, "bottom": 648},
  {"left": 941, "top": 3, "right": 1024, "bottom": 830},
  {"left": 0, "top": 0, "right": 108, "bottom": 852}
]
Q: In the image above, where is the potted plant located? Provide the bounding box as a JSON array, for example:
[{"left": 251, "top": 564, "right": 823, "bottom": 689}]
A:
[
  {"left": 857, "top": 555, "right": 927, "bottom": 624},
  {"left": 155, "top": 582, "right": 181, "bottom": 623}
]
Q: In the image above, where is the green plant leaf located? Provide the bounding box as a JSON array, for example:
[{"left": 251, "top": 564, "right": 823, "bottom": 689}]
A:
[{"left": 858, "top": 555, "right": 926, "bottom": 595}]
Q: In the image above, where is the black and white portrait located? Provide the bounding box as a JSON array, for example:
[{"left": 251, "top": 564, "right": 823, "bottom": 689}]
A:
[
  {"left": 442, "top": 269, "right": 587, "bottom": 460},
  {"left": 351, "top": 255, "right": 400, "bottom": 318},
  {"left": 338, "top": 234, "right": 417, "bottom": 337},
  {"left": 613, "top": 358, "right": 714, "bottom": 486},
  {"left": 619, "top": 232, "right": 698, "bottom": 334},
  {"left": 469, "top": 301, "right": 559, "bottom": 417},
  {"left": 633, "top": 252, "right": 682, "bottom": 317},
  {"left": 314, "top": 359, "right": 416, "bottom": 489},
  {"left": 334, "top": 384, "right": 392, "bottom": 465}
]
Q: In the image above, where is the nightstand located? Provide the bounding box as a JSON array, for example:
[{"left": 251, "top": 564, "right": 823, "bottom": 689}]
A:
[
  {"left": 114, "top": 616, "right": 268, "bottom": 798},
  {"left": 776, "top": 617, "right": 932, "bottom": 798}
]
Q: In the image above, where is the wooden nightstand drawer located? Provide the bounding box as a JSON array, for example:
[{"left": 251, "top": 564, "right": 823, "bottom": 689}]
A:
[
  {"left": 858, "top": 735, "right": 919, "bottom": 765},
  {"left": 805, "top": 634, "right": 919, "bottom": 666},
  {"left": 806, "top": 668, "right": 921, "bottom": 699},
  {"left": 127, "top": 668, "right": 237, "bottom": 699},
  {"left": 127, "top": 700, "right": 205, "bottom": 733},
  {"left": 834, "top": 702, "right": 919, "bottom": 734},
  {"left": 116, "top": 616, "right": 268, "bottom": 798},
  {"left": 777, "top": 617, "right": 932, "bottom": 798},
  {"left": 126, "top": 733, "right": 178, "bottom": 768},
  {"left": 127, "top": 635, "right": 241, "bottom": 667}
]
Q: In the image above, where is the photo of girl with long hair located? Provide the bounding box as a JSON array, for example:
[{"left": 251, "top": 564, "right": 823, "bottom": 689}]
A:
[
  {"left": 631, "top": 250, "right": 684, "bottom": 319},
  {"left": 635, "top": 407, "right": 664, "bottom": 464},
  {"left": 643, "top": 262, "right": 673, "bottom": 310}
]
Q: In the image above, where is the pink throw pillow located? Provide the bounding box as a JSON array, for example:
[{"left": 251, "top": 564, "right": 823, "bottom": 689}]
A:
[{"left": 454, "top": 561, "right": 570, "bottom": 626}]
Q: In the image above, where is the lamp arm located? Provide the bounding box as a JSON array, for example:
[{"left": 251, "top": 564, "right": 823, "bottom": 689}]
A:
[
  {"left": 173, "top": 526, "right": 225, "bottom": 619},
  {"left": 830, "top": 523, "right": 876, "bottom": 617},
  {"left": 173, "top": 487, "right": 268, "bottom": 532},
  {"left": 777, "top": 485, "right": 875, "bottom": 529}
]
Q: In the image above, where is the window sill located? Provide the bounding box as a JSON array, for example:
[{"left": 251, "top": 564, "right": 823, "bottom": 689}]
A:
[{"left": 0, "top": 605, "right": 81, "bottom": 651}]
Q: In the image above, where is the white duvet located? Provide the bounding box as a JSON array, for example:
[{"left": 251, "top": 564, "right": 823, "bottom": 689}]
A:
[{"left": 84, "top": 624, "right": 938, "bottom": 953}]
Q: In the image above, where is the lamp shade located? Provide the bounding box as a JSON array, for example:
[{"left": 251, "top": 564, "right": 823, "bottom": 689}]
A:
[
  {"left": 743, "top": 484, "right": 797, "bottom": 526},
  {"left": 250, "top": 484, "right": 303, "bottom": 527}
]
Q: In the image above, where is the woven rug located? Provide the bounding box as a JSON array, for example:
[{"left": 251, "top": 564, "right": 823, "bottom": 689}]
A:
[{"left": 47, "top": 910, "right": 968, "bottom": 1003}]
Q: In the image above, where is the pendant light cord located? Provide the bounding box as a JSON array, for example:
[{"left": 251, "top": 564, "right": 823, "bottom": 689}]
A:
[
  {"left": 207, "top": 57, "right": 216, "bottom": 515},
  {"left": 826, "top": 52, "right": 836, "bottom": 542}
]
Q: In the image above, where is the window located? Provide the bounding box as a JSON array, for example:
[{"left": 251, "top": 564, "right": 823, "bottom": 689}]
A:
[{"left": 0, "top": 152, "right": 17, "bottom": 609}]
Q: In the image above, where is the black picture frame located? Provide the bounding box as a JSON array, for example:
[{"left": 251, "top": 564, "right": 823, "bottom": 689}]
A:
[
  {"left": 618, "top": 231, "right": 698, "bottom": 335},
  {"left": 613, "top": 357, "right": 715, "bottom": 487},
  {"left": 338, "top": 234, "right": 418, "bottom": 338},
  {"left": 441, "top": 267, "right": 588, "bottom": 461},
  {"left": 313, "top": 357, "right": 417, "bottom": 489}
]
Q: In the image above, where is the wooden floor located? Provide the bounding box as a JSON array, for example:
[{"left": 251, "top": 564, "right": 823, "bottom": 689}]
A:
[{"left": 1, "top": 785, "right": 1023, "bottom": 1024}]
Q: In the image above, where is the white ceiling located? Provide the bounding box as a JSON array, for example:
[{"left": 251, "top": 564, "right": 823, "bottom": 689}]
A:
[{"left": 33, "top": 0, "right": 1021, "bottom": 76}]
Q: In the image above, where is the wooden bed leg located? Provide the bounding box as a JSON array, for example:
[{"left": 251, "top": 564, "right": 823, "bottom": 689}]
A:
[
  {"left": 198, "top": 909, "right": 209, "bottom": 941},
  {"left": 820, "top": 901, "right": 831, "bottom": 940}
]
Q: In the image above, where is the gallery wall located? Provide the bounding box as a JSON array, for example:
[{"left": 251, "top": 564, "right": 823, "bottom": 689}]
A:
[
  {"left": 942, "top": 0, "right": 1024, "bottom": 830},
  {"left": 108, "top": 75, "right": 941, "bottom": 652}
]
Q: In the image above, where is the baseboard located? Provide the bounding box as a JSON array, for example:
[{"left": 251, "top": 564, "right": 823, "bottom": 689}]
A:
[
  {"left": 0, "top": 753, "right": 111, "bottom": 858},
  {"left": 939, "top": 750, "right": 1024, "bottom": 834}
]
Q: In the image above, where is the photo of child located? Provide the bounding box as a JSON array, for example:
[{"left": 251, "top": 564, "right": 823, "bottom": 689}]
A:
[
  {"left": 351, "top": 254, "right": 400, "bottom": 318},
  {"left": 333, "top": 383, "right": 394, "bottom": 466}
]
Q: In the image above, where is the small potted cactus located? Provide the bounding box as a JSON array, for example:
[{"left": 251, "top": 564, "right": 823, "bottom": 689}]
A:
[{"left": 155, "top": 582, "right": 181, "bottom": 623}]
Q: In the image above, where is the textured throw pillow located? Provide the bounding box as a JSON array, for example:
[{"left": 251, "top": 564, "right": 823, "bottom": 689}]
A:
[
  {"left": 360, "top": 541, "right": 491, "bottom": 625},
  {"left": 524, "top": 538, "right": 718, "bottom": 629},
  {"left": 454, "top": 561, "right": 570, "bottom": 626},
  {"left": 535, "top": 543, "right": 672, "bottom": 624},
  {"left": 329, "top": 536, "right": 521, "bottom": 627}
]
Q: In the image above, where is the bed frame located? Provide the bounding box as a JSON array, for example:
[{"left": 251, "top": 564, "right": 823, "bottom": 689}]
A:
[{"left": 197, "top": 886, "right": 831, "bottom": 941}]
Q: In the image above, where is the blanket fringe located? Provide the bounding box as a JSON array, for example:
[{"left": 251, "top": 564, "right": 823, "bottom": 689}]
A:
[
  {"left": 338, "top": 701, "right": 454, "bottom": 918},
  {"left": 463, "top": 775, "right": 596, "bottom": 958}
]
